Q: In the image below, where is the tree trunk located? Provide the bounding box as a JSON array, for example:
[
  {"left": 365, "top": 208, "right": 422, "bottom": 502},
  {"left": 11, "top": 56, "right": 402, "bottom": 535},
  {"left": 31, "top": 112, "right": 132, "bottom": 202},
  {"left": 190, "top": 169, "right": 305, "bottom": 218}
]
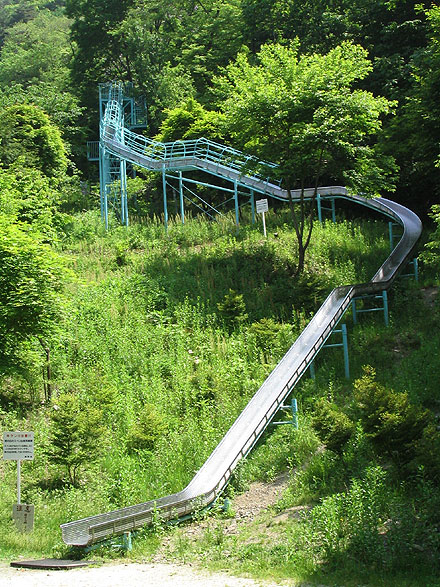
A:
[
  {"left": 38, "top": 338, "right": 51, "bottom": 402},
  {"left": 287, "top": 186, "right": 318, "bottom": 277}
]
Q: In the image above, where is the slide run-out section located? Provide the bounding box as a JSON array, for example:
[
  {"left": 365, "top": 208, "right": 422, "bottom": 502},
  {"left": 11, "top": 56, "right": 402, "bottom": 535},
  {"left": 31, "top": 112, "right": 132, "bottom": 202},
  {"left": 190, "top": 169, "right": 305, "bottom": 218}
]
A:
[{"left": 61, "top": 86, "right": 422, "bottom": 547}]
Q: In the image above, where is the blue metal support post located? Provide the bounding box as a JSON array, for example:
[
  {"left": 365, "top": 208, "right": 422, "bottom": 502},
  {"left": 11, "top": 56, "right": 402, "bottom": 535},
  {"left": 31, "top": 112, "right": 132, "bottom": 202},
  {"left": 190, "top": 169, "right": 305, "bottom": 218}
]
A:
[
  {"left": 270, "top": 397, "right": 299, "bottom": 428},
  {"left": 309, "top": 323, "right": 349, "bottom": 379},
  {"left": 120, "top": 159, "right": 128, "bottom": 226},
  {"left": 250, "top": 190, "right": 255, "bottom": 224},
  {"left": 179, "top": 171, "right": 184, "bottom": 224},
  {"left": 316, "top": 193, "right": 336, "bottom": 223},
  {"left": 162, "top": 165, "right": 168, "bottom": 232},
  {"left": 400, "top": 257, "right": 419, "bottom": 282},
  {"left": 99, "top": 144, "right": 105, "bottom": 222},
  {"left": 234, "top": 180, "right": 239, "bottom": 226},
  {"left": 317, "top": 192, "right": 322, "bottom": 223},
  {"left": 352, "top": 290, "right": 389, "bottom": 327}
]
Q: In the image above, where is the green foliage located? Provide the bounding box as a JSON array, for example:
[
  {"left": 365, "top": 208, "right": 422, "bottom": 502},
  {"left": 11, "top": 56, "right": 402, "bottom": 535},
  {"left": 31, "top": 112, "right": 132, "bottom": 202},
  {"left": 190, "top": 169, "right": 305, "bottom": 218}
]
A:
[
  {"left": 306, "top": 466, "right": 390, "bottom": 568},
  {"left": 216, "top": 41, "right": 396, "bottom": 274},
  {"left": 217, "top": 41, "right": 396, "bottom": 194},
  {"left": 126, "top": 403, "right": 170, "bottom": 453},
  {"left": 0, "top": 104, "right": 68, "bottom": 180},
  {"left": 0, "top": 11, "right": 72, "bottom": 89},
  {"left": 0, "top": 9, "right": 84, "bottom": 155},
  {"left": 353, "top": 366, "right": 433, "bottom": 471},
  {"left": 0, "top": 165, "right": 67, "bottom": 238},
  {"left": 0, "top": 213, "right": 67, "bottom": 365},
  {"left": 420, "top": 204, "right": 440, "bottom": 278},
  {"left": 247, "top": 317, "right": 292, "bottom": 358},
  {"left": 217, "top": 288, "right": 248, "bottom": 329},
  {"left": 312, "top": 397, "right": 355, "bottom": 454},
  {"left": 156, "top": 99, "right": 225, "bottom": 142},
  {"left": 389, "top": 4, "right": 440, "bottom": 209},
  {"left": 47, "top": 392, "right": 106, "bottom": 486}
]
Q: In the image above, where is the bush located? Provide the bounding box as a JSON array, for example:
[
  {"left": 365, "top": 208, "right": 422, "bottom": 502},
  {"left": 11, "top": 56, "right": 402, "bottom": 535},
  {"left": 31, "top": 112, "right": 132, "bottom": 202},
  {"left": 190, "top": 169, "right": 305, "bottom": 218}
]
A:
[
  {"left": 420, "top": 204, "right": 440, "bottom": 279},
  {"left": 305, "top": 466, "right": 390, "bottom": 569},
  {"left": 47, "top": 393, "right": 105, "bottom": 486},
  {"left": 126, "top": 403, "right": 170, "bottom": 453},
  {"left": 217, "top": 289, "right": 248, "bottom": 329},
  {"left": 312, "top": 398, "right": 355, "bottom": 454},
  {"left": 353, "top": 366, "right": 433, "bottom": 471}
]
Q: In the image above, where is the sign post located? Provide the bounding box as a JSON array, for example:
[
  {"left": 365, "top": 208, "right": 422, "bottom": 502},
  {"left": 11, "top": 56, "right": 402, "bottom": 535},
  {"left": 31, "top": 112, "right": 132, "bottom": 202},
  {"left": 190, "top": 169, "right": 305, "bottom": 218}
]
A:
[
  {"left": 3, "top": 431, "right": 35, "bottom": 532},
  {"left": 256, "top": 198, "right": 269, "bottom": 237}
]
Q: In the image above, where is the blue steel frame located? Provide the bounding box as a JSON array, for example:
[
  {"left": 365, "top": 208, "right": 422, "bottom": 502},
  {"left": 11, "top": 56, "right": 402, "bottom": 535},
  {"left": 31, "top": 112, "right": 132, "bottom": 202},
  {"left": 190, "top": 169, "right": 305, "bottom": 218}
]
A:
[
  {"left": 96, "top": 82, "right": 287, "bottom": 229},
  {"left": 95, "top": 83, "right": 147, "bottom": 228},
  {"left": 309, "top": 323, "right": 350, "bottom": 379}
]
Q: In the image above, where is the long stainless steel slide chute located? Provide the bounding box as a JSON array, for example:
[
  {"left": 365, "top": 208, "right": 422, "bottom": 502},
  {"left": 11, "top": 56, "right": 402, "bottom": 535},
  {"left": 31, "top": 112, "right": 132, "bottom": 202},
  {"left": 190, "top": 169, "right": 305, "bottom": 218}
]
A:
[{"left": 61, "top": 92, "right": 422, "bottom": 548}]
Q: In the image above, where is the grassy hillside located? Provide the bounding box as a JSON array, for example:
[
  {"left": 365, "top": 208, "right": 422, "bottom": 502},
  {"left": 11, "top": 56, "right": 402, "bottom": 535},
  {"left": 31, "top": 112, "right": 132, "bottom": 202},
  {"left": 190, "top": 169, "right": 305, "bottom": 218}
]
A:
[{"left": 1, "top": 208, "right": 439, "bottom": 585}]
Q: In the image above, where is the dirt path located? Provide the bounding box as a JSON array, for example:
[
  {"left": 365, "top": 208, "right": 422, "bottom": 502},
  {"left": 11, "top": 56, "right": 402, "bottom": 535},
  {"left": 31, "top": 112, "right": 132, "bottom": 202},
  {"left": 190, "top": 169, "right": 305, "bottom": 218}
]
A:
[
  {"left": 0, "top": 474, "right": 294, "bottom": 587},
  {"left": 0, "top": 561, "right": 288, "bottom": 587}
]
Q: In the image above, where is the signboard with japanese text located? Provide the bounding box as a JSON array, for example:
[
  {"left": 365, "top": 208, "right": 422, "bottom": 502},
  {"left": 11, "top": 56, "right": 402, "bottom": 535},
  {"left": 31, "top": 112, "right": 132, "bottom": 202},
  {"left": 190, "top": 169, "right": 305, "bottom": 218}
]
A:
[
  {"left": 3, "top": 432, "right": 34, "bottom": 461},
  {"left": 256, "top": 199, "right": 269, "bottom": 214}
]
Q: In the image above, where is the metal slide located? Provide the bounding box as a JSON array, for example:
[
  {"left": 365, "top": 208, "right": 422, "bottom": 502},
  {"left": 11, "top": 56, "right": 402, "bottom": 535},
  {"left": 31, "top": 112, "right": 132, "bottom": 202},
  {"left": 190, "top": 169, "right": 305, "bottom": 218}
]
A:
[{"left": 61, "top": 88, "right": 422, "bottom": 547}]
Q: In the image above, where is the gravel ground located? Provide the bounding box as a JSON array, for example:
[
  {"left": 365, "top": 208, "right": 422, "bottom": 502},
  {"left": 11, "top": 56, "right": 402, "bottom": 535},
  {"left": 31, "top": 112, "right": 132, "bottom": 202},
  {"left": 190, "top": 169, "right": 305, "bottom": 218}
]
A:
[
  {"left": 0, "top": 562, "right": 286, "bottom": 587},
  {"left": 0, "top": 474, "right": 294, "bottom": 587}
]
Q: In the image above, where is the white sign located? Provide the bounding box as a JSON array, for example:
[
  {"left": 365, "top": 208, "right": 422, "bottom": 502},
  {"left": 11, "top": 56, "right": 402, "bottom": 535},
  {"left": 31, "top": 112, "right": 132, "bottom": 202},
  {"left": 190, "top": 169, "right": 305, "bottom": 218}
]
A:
[
  {"left": 256, "top": 199, "right": 268, "bottom": 214},
  {"left": 3, "top": 432, "right": 34, "bottom": 461}
]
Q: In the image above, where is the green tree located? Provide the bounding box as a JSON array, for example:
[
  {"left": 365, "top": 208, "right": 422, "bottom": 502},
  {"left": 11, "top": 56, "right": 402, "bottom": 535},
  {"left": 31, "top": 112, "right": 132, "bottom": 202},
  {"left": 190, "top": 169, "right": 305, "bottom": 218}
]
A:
[
  {"left": 0, "top": 0, "right": 39, "bottom": 46},
  {"left": 176, "top": 0, "right": 244, "bottom": 99},
  {"left": 65, "top": 0, "right": 136, "bottom": 126},
  {"left": 312, "top": 398, "right": 355, "bottom": 455},
  {"left": 0, "top": 165, "right": 64, "bottom": 237},
  {"left": 421, "top": 204, "right": 440, "bottom": 279},
  {"left": 0, "top": 104, "right": 68, "bottom": 180},
  {"left": 389, "top": 5, "right": 440, "bottom": 210},
  {"left": 0, "top": 213, "right": 67, "bottom": 367},
  {"left": 0, "top": 9, "right": 84, "bottom": 155},
  {"left": 126, "top": 403, "right": 169, "bottom": 453},
  {"left": 217, "top": 289, "right": 248, "bottom": 330},
  {"left": 47, "top": 392, "right": 105, "bottom": 485},
  {"left": 156, "top": 98, "right": 225, "bottom": 142},
  {"left": 217, "top": 42, "right": 396, "bottom": 274},
  {"left": 0, "top": 11, "right": 72, "bottom": 89}
]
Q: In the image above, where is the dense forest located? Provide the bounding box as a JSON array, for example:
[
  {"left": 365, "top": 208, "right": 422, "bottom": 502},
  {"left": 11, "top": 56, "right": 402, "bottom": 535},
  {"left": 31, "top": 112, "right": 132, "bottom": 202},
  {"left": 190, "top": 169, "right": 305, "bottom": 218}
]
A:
[{"left": 1, "top": 1, "right": 440, "bottom": 585}]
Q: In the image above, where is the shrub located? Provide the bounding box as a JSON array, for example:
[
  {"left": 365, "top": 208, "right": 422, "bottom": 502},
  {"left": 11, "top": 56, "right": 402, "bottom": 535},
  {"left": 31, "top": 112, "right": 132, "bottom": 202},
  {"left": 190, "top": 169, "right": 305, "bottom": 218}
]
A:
[
  {"left": 126, "top": 403, "right": 170, "bottom": 453},
  {"left": 312, "top": 398, "right": 355, "bottom": 454},
  {"left": 47, "top": 393, "right": 105, "bottom": 486},
  {"left": 306, "top": 466, "right": 390, "bottom": 568},
  {"left": 353, "top": 366, "right": 433, "bottom": 471},
  {"left": 217, "top": 289, "right": 248, "bottom": 329},
  {"left": 420, "top": 204, "right": 440, "bottom": 279}
]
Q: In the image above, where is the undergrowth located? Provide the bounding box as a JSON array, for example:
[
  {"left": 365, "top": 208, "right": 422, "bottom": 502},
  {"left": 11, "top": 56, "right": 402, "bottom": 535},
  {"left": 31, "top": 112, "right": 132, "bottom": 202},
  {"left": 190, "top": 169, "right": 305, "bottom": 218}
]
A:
[{"left": 1, "top": 208, "right": 439, "bottom": 587}]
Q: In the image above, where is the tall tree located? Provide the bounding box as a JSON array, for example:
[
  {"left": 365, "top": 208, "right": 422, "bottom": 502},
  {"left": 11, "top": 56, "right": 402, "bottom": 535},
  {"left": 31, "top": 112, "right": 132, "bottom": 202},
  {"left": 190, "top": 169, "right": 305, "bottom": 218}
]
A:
[
  {"left": 387, "top": 5, "right": 440, "bottom": 211},
  {"left": 0, "top": 213, "right": 67, "bottom": 369},
  {"left": 65, "top": 0, "right": 136, "bottom": 129},
  {"left": 0, "top": 104, "right": 68, "bottom": 180},
  {"left": 217, "top": 42, "right": 395, "bottom": 274},
  {"left": 0, "top": 10, "right": 84, "bottom": 156}
]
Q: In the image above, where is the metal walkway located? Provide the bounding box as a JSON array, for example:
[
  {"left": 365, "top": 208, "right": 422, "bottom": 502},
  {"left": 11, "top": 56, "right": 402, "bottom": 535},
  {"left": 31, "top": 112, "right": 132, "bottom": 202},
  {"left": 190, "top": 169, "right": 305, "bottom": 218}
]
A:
[{"left": 61, "top": 85, "right": 422, "bottom": 547}]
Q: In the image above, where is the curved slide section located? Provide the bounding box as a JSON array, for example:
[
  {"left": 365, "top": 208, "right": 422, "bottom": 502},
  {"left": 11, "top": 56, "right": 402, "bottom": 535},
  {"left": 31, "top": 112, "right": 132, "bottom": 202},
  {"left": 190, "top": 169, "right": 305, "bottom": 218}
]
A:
[{"left": 61, "top": 89, "right": 422, "bottom": 547}]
